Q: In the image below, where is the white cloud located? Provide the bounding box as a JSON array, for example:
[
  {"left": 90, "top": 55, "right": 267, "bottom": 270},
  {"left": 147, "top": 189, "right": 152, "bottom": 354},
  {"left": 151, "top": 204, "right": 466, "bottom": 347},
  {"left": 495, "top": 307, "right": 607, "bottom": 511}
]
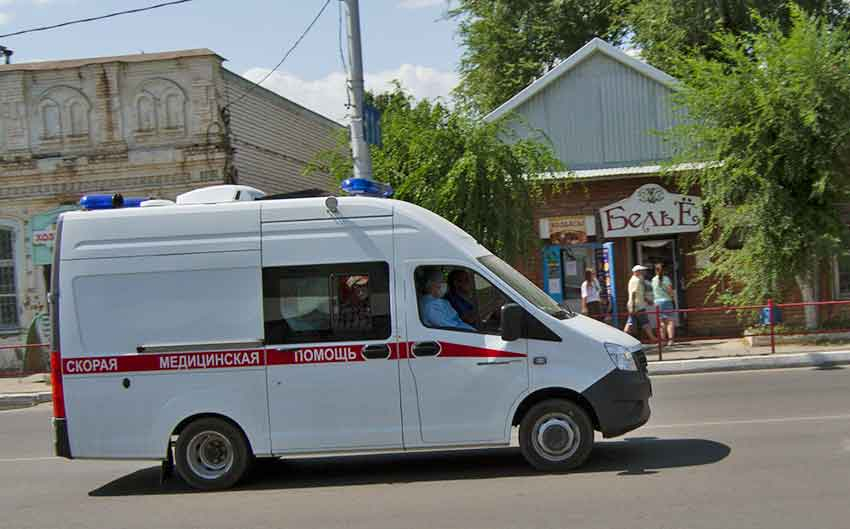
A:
[
  {"left": 398, "top": 0, "right": 445, "bottom": 8},
  {"left": 0, "top": 12, "right": 12, "bottom": 24},
  {"left": 0, "top": 1, "right": 13, "bottom": 7},
  {"left": 242, "top": 64, "right": 459, "bottom": 123}
]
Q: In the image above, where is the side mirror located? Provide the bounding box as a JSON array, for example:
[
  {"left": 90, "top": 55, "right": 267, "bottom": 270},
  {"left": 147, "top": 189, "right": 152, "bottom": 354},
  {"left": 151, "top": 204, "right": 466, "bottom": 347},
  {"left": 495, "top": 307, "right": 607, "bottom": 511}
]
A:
[{"left": 501, "top": 303, "right": 524, "bottom": 342}]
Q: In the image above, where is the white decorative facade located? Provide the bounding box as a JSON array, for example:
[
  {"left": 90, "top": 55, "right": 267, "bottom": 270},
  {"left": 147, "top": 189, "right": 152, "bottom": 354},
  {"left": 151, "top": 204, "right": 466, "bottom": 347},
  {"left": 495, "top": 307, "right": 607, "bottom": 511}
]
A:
[{"left": 0, "top": 49, "right": 341, "bottom": 361}]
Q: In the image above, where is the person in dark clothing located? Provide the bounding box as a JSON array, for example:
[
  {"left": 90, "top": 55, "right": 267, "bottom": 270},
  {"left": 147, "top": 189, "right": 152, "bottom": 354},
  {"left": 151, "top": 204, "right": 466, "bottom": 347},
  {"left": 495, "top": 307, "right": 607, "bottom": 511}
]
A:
[{"left": 446, "top": 269, "right": 477, "bottom": 326}]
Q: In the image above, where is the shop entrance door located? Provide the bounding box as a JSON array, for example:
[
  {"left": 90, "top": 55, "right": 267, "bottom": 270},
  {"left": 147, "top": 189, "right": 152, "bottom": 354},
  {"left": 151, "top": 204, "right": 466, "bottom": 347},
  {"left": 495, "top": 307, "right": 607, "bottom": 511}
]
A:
[
  {"left": 561, "top": 246, "right": 594, "bottom": 313},
  {"left": 636, "top": 239, "right": 679, "bottom": 309}
]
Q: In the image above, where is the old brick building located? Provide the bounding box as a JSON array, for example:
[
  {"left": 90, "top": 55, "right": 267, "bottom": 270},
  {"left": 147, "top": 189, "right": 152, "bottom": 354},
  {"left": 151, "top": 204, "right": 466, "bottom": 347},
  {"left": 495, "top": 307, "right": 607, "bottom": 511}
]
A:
[
  {"left": 0, "top": 49, "right": 341, "bottom": 359},
  {"left": 485, "top": 38, "right": 850, "bottom": 336}
]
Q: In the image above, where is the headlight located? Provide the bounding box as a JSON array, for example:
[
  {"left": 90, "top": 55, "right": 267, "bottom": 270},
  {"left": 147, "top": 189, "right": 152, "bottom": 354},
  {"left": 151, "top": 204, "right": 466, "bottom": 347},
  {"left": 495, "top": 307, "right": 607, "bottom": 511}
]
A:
[{"left": 605, "top": 343, "right": 638, "bottom": 371}]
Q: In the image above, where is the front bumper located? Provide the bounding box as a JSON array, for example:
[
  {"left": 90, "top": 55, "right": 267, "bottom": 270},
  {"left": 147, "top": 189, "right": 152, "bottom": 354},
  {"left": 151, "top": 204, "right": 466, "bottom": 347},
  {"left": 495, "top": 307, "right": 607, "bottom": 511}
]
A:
[{"left": 581, "top": 368, "right": 652, "bottom": 438}]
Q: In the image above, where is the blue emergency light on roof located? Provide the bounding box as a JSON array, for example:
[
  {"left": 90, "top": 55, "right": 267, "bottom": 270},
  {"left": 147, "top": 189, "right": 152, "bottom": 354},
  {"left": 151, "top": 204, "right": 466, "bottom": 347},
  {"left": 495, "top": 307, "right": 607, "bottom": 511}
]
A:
[
  {"left": 79, "top": 193, "right": 150, "bottom": 210},
  {"left": 340, "top": 178, "right": 394, "bottom": 198}
]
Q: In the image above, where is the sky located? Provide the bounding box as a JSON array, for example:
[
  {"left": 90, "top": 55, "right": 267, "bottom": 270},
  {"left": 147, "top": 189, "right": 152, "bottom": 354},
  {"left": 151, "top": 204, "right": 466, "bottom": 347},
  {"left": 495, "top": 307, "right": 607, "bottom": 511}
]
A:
[{"left": 0, "top": 0, "right": 462, "bottom": 122}]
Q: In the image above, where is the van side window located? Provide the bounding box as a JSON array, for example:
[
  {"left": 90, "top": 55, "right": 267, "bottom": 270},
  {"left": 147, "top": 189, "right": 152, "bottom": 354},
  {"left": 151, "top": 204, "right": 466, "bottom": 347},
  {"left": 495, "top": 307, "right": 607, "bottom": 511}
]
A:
[
  {"left": 415, "top": 265, "right": 511, "bottom": 335},
  {"left": 263, "top": 262, "right": 391, "bottom": 345}
]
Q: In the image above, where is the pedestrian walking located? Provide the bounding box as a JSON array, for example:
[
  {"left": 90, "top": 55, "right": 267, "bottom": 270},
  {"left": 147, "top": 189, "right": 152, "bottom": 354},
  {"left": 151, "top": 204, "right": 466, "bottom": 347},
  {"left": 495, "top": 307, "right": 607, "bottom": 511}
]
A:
[
  {"left": 581, "top": 269, "right": 603, "bottom": 320},
  {"left": 652, "top": 263, "right": 677, "bottom": 346},
  {"left": 623, "top": 265, "right": 656, "bottom": 342}
]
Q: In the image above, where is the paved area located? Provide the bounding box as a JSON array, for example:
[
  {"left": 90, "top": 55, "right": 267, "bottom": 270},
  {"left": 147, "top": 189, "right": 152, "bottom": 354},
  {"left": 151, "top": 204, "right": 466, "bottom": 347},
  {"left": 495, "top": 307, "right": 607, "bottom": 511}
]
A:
[
  {"left": 644, "top": 337, "right": 850, "bottom": 361},
  {"left": 0, "top": 373, "right": 49, "bottom": 395},
  {"left": 1, "top": 367, "right": 848, "bottom": 529}
]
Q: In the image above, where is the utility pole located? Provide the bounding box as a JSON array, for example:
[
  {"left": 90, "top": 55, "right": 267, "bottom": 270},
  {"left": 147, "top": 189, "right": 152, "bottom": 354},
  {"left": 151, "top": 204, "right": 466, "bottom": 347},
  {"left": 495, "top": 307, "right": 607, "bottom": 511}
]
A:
[{"left": 342, "top": 0, "right": 373, "bottom": 180}]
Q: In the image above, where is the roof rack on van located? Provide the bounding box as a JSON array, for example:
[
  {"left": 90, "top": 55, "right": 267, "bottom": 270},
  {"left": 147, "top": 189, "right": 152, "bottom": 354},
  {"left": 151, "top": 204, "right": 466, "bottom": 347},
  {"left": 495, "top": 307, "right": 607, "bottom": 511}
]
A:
[
  {"left": 176, "top": 185, "right": 265, "bottom": 205},
  {"left": 260, "top": 188, "right": 334, "bottom": 200}
]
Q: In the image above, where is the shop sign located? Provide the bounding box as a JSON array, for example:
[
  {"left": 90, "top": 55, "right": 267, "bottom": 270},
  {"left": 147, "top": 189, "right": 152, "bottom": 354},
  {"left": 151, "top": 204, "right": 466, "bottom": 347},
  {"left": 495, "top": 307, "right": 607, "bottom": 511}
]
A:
[
  {"left": 539, "top": 215, "right": 595, "bottom": 244},
  {"left": 599, "top": 184, "right": 702, "bottom": 238},
  {"left": 29, "top": 206, "right": 78, "bottom": 265}
]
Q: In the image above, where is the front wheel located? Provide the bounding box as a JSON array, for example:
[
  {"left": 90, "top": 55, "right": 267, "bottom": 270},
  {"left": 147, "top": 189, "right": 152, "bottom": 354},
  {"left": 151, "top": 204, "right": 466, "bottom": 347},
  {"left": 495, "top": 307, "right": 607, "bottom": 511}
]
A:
[
  {"left": 174, "top": 417, "right": 251, "bottom": 490},
  {"left": 519, "top": 399, "right": 594, "bottom": 472}
]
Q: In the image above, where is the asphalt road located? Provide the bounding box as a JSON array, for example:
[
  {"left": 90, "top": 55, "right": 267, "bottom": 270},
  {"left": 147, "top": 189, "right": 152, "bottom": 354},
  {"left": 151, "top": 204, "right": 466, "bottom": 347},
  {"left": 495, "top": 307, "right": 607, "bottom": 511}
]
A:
[{"left": 2, "top": 367, "right": 849, "bottom": 529}]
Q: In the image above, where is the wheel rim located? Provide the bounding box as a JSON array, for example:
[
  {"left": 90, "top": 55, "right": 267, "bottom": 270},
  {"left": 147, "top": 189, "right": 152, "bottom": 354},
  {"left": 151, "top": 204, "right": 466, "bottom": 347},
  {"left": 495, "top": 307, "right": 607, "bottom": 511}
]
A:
[
  {"left": 186, "top": 430, "right": 234, "bottom": 480},
  {"left": 532, "top": 413, "right": 581, "bottom": 462}
]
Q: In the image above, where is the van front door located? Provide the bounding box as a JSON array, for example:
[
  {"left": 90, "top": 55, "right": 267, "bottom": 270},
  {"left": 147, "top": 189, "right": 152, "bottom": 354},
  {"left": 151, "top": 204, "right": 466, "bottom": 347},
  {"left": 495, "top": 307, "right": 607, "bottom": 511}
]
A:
[
  {"left": 262, "top": 217, "right": 401, "bottom": 452},
  {"left": 404, "top": 264, "right": 529, "bottom": 445}
]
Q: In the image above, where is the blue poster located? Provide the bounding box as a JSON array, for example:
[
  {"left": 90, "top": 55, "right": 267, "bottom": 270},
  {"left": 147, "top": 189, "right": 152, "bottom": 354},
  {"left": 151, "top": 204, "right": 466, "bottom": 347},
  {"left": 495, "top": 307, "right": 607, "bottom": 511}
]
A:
[
  {"left": 603, "top": 242, "right": 618, "bottom": 328},
  {"left": 541, "top": 245, "right": 563, "bottom": 303}
]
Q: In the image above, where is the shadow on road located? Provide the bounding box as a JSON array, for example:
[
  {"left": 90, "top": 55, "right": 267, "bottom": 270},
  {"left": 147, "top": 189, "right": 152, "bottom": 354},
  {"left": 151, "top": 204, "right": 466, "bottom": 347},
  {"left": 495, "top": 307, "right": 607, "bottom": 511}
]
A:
[{"left": 89, "top": 437, "right": 730, "bottom": 496}]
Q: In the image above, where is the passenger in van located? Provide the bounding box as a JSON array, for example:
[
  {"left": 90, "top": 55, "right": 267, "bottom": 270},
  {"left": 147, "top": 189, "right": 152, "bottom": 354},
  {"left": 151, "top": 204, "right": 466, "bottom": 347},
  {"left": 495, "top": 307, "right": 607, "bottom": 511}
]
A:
[
  {"left": 446, "top": 269, "right": 477, "bottom": 325},
  {"left": 420, "top": 270, "right": 475, "bottom": 331}
]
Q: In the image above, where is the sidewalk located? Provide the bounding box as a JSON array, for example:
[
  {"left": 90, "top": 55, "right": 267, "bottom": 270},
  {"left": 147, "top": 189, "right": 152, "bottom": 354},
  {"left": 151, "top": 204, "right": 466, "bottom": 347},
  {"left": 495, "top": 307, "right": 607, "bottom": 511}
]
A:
[
  {"left": 643, "top": 337, "right": 850, "bottom": 362},
  {"left": 0, "top": 373, "right": 52, "bottom": 410}
]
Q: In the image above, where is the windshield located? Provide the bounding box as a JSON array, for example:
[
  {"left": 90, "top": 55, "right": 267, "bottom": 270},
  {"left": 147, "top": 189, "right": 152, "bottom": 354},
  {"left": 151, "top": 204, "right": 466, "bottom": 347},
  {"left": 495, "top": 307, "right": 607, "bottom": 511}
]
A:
[{"left": 478, "top": 254, "right": 575, "bottom": 319}]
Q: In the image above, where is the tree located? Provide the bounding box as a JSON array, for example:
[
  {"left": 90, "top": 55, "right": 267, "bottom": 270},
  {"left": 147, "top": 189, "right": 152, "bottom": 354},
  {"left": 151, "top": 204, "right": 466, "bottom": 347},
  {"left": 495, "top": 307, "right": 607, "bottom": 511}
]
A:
[
  {"left": 667, "top": 5, "right": 850, "bottom": 328},
  {"left": 448, "top": 0, "right": 634, "bottom": 115},
  {"left": 308, "top": 86, "right": 564, "bottom": 262},
  {"left": 625, "top": 0, "right": 850, "bottom": 73}
]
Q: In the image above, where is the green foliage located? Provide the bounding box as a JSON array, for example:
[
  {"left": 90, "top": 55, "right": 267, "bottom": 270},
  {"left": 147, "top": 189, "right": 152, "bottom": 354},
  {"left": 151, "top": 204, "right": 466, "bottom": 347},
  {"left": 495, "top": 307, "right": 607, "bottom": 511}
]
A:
[
  {"left": 667, "top": 5, "right": 850, "bottom": 305},
  {"left": 625, "top": 0, "right": 850, "bottom": 73},
  {"left": 448, "top": 0, "right": 634, "bottom": 115},
  {"left": 307, "top": 86, "right": 564, "bottom": 262}
]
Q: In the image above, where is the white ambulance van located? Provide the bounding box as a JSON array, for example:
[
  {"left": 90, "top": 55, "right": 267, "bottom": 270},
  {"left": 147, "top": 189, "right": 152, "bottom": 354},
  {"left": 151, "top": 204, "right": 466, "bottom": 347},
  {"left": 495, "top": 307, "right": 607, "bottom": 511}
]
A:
[{"left": 49, "top": 181, "right": 651, "bottom": 490}]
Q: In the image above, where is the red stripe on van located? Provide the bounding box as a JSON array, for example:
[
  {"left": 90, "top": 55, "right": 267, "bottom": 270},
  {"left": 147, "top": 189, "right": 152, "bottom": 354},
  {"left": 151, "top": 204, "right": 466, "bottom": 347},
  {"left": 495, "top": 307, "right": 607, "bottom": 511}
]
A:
[
  {"left": 59, "top": 341, "right": 525, "bottom": 375},
  {"left": 268, "top": 345, "right": 366, "bottom": 365},
  {"left": 62, "top": 349, "right": 264, "bottom": 375},
  {"left": 436, "top": 342, "right": 526, "bottom": 358}
]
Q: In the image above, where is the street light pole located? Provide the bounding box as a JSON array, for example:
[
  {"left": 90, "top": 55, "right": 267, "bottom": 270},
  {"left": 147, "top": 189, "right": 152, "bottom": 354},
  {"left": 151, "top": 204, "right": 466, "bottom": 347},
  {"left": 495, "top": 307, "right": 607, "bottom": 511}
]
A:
[{"left": 342, "top": 0, "right": 373, "bottom": 180}]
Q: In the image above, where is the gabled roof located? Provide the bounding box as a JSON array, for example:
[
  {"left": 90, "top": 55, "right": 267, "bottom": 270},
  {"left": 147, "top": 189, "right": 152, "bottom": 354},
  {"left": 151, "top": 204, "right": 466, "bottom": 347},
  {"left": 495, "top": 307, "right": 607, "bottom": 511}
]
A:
[
  {"left": 0, "top": 49, "right": 222, "bottom": 72},
  {"left": 483, "top": 38, "right": 677, "bottom": 122}
]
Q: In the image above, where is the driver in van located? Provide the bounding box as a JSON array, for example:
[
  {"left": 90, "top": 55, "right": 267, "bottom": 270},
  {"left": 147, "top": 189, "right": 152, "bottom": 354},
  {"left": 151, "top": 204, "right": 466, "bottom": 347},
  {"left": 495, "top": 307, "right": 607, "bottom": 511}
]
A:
[
  {"left": 420, "top": 269, "right": 475, "bottom": 331},
  {"left": 446, "top": 269, "right": 477, "bottom": 325}
]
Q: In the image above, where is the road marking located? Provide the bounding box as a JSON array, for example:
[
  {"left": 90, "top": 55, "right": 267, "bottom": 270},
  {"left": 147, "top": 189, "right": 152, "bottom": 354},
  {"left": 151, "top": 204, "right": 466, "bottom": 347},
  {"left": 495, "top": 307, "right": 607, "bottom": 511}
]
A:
[
  {"left": 0, "top": 456, "right": 59, "bottom": 463},
  {"left": 644, "top": 413, "right": 850, "bottom": 430}
]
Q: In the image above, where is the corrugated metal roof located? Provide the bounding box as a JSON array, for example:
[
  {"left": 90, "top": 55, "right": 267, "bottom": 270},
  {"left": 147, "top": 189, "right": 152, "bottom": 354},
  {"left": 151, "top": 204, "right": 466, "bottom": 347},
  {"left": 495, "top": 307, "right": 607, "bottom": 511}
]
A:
[
  {"left": 0, "top": 48, "right": 222, "bottom": 72},
  {"left": 483, "top": 38, "right": 678, "bottom": 123}
]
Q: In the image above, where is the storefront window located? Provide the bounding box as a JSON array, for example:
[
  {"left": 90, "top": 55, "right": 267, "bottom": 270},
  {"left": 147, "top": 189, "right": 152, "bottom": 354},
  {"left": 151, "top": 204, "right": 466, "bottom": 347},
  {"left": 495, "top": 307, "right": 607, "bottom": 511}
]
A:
[
  {"left": 0, "top": 226, "right": 19, "bottom": 331},
  {"left": 835, "top": 255, "right": 850, "bottom": 299}
]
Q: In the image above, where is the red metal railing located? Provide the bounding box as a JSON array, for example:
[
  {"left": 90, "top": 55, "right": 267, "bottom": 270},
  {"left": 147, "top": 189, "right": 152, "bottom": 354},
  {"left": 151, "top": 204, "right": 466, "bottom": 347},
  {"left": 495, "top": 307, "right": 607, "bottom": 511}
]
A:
[
  {"left": 4, "top": 298, "right": 850, "bottom": 372},
  {"left": 586, "top": 298, "right": 850, "bottom": 360}
]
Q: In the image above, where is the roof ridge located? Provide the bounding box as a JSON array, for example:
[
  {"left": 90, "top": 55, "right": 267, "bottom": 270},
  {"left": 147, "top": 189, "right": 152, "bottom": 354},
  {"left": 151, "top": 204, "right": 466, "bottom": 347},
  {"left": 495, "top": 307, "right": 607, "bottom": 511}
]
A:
[{"left": 483, "top": 38, "right": 677, "bottom": 123}]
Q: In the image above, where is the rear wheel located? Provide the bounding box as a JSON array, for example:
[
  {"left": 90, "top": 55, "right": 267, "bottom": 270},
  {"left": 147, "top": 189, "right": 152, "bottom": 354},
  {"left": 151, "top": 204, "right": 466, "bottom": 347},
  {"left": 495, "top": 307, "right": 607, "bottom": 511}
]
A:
[
  {"left": 174, "top": 417, "right": 251, "bottom": 490},
  {"left": 519, "top": 399, "right": 593, "bottom": 472}
]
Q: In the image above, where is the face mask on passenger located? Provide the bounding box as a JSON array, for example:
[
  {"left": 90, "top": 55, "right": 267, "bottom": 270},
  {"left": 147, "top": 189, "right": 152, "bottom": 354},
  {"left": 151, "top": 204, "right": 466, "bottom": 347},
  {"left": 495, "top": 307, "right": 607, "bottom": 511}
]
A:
[{"left": 437, "top": 283, "right": 448, "bottom": 297}]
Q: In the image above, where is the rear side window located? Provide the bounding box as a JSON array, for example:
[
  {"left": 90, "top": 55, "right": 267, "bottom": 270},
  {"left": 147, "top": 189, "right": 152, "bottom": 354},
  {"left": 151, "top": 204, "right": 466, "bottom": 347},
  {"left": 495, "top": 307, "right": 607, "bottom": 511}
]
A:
[{"left": 263, "top": 261, "right": 391, "bottom": 345}]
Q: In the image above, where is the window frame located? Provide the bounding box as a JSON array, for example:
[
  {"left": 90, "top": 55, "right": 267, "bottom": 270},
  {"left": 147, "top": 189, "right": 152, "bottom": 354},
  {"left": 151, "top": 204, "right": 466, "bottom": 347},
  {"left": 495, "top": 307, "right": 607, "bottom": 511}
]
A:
[
  {"left": 833, "top": 255, "right": 850, "bottom": 300},
  {"left": 0, "top": 221, "right": 21, "bottom": 333},
  {"left": 415, "top": 264, "right": 515, "bottom": 337},
  {"left": 262, "top": 261, "right": 392, "bottom": 346}
]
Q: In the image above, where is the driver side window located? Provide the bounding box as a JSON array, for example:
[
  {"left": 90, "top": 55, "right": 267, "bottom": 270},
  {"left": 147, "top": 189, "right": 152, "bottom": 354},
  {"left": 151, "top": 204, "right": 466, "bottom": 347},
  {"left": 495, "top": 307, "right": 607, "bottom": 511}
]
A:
[{"left": 415, "top": 265, "right": 511, "bottom": 334}]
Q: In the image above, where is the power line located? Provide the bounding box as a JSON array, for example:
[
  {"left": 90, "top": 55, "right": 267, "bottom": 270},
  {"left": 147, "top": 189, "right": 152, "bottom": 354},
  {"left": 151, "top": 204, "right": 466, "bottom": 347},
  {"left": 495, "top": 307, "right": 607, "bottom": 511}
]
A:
[
  {"left": 224, "top": 0, "right": 332, "bottom": 111},
  {"left": 0, "top": 0, "right": 194, "bottom": 39}
]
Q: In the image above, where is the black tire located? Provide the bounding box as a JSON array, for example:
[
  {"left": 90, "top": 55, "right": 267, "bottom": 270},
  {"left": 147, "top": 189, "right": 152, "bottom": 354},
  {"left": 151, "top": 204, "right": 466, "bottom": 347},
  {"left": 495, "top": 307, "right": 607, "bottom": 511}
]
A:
[
  {"left": 519, "top": 399, "right": 594, "bottom": 472},
  {"left": 174, "top": 417, "right": 252, "bottom": 491}
]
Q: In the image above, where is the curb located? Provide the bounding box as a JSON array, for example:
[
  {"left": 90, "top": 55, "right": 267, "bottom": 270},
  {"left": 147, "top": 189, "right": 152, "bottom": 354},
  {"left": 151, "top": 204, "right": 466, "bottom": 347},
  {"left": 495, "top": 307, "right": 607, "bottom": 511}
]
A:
[
  {"left": 648, "top": 350, "right": 850, "bottom": 375},
  {"left": 0, "top": 392, "right": 51, "bottom": 410}
]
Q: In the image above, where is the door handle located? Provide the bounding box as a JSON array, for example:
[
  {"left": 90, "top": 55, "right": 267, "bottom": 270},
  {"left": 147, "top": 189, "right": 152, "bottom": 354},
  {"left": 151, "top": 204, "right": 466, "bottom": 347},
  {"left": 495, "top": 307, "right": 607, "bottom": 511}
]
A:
[
  {"left": 477, "top": 359, "right": 522, "bottom": 366},
  {"left": 362, "top": 344, "right": 391, "bottom": 360},
  {"left": 412, "top": 341, "right": 441, "bottom": 357}
]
